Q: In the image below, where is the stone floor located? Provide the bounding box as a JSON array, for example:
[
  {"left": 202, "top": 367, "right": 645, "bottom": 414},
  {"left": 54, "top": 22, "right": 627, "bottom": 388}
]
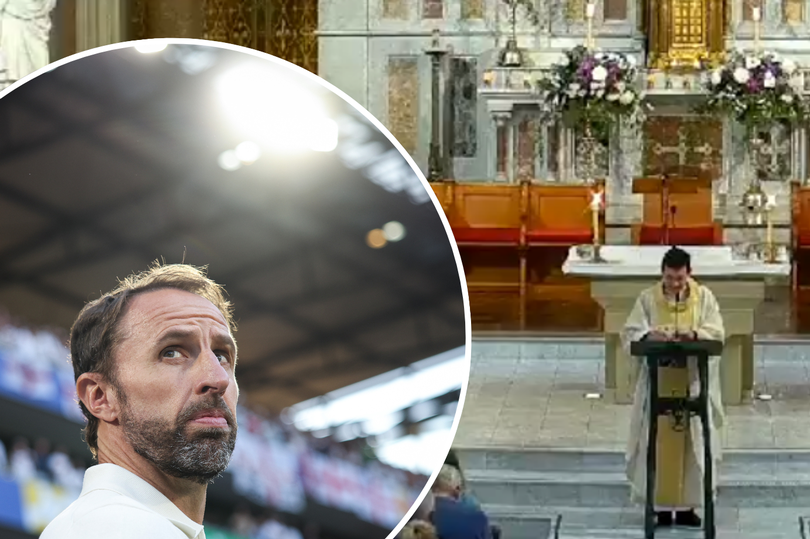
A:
[{"left": 456, "top": 338, "right": 810, "bottom": 450}]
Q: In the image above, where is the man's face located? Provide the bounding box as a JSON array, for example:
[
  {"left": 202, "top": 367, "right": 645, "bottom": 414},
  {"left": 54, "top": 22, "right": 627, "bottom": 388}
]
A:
[
  {"left": 662, "top": 265, "right": 690, "bottom": 296},
  {"left": 112, "top": 288, "right": 239, "bottom": 485}
]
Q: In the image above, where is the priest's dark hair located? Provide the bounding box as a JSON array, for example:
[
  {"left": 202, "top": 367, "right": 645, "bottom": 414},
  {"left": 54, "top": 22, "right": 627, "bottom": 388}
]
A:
[{"left": 661, "top": 246, "right": 691, "bottom": 272}]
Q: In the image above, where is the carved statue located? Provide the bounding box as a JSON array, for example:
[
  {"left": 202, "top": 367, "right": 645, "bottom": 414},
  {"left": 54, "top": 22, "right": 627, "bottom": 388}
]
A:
[
  {"left": 0, "top": 0, "right": 57, "bottom": 87},
  {"left": 640, "top": 0, "right": 728, "bottom": 69}
]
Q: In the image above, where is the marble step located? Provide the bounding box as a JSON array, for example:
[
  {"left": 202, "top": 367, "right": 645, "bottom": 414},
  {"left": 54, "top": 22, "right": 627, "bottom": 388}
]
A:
[
  {"left": 467, "top": 469, "right": 810, "bottom": 508},
  {"left": 484, "top": 505, "right": 803, "bottom": 536},
  {"left": 458, "top": 447, "right": 810, "bottom": 476},
  {"left": 560, "top": 530, "right": 797, "bottom": 539}
]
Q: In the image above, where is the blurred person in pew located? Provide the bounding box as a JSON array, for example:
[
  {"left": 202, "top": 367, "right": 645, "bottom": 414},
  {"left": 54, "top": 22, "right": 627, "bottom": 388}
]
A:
[
  {"left": 42, "top": 264, "right": 239, "bottom": 539},
  {"left": 401, "top": 520, "right": 438, "bottom": 539},
  {"left": 443, "top": 449, "right": 480, "bottom": 509},
  {"left": 622, "top": 247, "right": 725, "bottom": 529},
  {"left": 431, "top": 464, "right": 492, "bottom": 539}
]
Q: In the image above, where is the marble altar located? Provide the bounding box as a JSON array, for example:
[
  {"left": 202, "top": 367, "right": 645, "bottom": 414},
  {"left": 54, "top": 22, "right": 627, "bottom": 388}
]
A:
[{"left": 563, "top": 245, "right": 790, "bottom": 405}]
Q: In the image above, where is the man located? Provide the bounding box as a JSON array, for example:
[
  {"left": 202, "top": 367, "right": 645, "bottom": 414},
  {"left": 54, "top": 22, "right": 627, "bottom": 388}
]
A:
[
  {"left": 621, "top": 246, "right": 724, "bottom": 528},
  {"left": 431, "top": 464, "right": 492, "bottom": 539},
  {"left": 41, "top": 263, "right": 239, "bottom": 538}
]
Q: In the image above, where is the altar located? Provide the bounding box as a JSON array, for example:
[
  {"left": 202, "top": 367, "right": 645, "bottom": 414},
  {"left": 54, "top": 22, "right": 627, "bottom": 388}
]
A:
[{"left": 563, "top": 245, "right": 790, "bottom": 404}]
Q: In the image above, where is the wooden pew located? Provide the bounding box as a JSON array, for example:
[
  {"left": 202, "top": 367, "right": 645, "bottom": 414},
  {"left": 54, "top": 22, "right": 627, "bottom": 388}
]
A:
[
  {"left": 429, "top": 180, "right": 602, "bottom": 332},
  {"left": 791, "top": 182, "right": 810, "bottom": 330},
  {"left": 429, "top": 180, "right": 528, "bottom": 330},
  {"left": 632, "top": 170, "right": 722, "bottom": 245},
  {"left": 526, "top": 182, "right": 604, "bottom": 331}
]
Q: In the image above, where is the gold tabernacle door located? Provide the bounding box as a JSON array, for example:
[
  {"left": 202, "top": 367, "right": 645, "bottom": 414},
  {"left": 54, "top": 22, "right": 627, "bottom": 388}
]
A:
[{"left": 642, "top": 0, "right": 727, "bottom": 69}]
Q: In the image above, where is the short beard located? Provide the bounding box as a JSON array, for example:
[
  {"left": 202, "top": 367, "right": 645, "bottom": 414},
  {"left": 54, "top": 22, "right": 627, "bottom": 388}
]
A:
[{"left": 120, "top": 395, "right": 237, "bottom": 485}]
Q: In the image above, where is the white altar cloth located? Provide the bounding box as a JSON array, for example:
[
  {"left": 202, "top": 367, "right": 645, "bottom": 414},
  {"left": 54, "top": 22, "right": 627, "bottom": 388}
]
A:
[{"left": 562, "top": 246, "right": 789, "bottom": 278}]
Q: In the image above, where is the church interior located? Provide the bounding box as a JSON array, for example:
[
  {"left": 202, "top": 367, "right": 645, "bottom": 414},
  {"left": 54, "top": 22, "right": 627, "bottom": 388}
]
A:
[
  {"left": 314, "top": 0, "right": 810, "bottom": 538},
  {"left": 5, "top": 0, "right": 810, "bottom": 538}
]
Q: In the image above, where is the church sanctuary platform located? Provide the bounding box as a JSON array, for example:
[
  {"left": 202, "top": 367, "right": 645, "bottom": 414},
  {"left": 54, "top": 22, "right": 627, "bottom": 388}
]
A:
[{"left": 455, "top": 338, "right": 810, "bottom": 539}]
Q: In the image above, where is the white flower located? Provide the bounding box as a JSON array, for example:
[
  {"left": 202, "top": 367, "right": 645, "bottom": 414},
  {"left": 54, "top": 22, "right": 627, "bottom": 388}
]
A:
[
  {"left": 591, "top": 65, "right": 608, "bottom": 82},
  {"left": 619, "top": 91, "right": 635, "bottom": 105},
  {"left": 569, "top": 82, "right": 581, "bottom": 92},
  {"left": 558, "top": 54, "right": 570, "bottom": 67},
  {"left": 607, "top": 92, "right": 620, "bottom": 101},
  {"left": 763, "top": 71, "right": 776, "bottom": 88},
  {"left": 782, "top": 94, "right": 794, "bottom": 103},
  {"left": 615, "top": 81, "right": 626, "bottom": 92},
  {"left": 627, "top": 55, "right": 637, "bottom": 67},
  {"left": 595, "top": 52, "right": 604, "bottom": 60},
  {"left": 783, "top": 58, "right": 797, "bottom": 75},
  {"left": 710, "top": 69, "right": 723, "bottom": 85},
  {"left": 733, "top": 67, "right": 750, "bottom": 84},
  {"left": 745, "top": 56, "right": 761, "bottom": 69}
]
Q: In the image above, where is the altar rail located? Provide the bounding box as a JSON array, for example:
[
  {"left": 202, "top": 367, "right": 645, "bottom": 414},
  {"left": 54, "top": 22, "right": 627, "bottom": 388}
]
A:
[{"left": 430, "top": 180, "right": 603, "bottom": 331}]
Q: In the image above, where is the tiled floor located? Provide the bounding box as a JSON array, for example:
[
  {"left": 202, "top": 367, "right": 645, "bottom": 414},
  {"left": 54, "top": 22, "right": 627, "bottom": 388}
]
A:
[{"left": 455, "top": 339, "right": 810, "bottom": 451}]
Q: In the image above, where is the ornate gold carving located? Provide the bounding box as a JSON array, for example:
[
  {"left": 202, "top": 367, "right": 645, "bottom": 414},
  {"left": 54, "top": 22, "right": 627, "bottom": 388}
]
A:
[
  {"left": 461, "top": 0, "right": 484, "bottom": 19},
  {"left": 387, "top": 57, "right": 420, "bottom": 155},
  {"left": 784, "top": 0, "right": 804, "bottom": 23},
  {"left": 383, "top": 0, "right": 409, "bottom": 19},
  {"left": 645, "top": 0, "right": 726, "bottom": 69}
]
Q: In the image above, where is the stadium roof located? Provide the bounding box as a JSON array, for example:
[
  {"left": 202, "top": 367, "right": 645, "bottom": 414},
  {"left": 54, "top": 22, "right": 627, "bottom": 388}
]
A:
[{"left": 0, "top": 43, "right": 466, "bottom": 413}]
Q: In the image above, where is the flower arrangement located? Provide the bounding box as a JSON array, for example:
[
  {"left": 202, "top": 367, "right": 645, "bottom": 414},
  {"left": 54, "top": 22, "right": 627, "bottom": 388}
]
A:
[
  {"left": 538, "top": 45, "right": 645, "bottom": 140},
  {"left": 701, "top": 50, "right": 807, "bottom": 135}
]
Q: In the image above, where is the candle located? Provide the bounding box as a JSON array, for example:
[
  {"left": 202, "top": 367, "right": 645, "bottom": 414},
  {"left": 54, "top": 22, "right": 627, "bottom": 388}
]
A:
[
  {"left": 586, "top": 1, "right": 596, "bottom": 18},
  {"left": 752, "top": 6, "right": 761, "bottom": 22},
  {"left": 590, "top": 191, "right": 602, "bottom": 245}
]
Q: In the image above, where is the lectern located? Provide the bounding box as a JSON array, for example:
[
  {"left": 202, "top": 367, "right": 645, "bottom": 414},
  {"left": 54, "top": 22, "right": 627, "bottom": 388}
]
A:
[{"left": 630, "top": 339, "right": 723, "bottom": 539}]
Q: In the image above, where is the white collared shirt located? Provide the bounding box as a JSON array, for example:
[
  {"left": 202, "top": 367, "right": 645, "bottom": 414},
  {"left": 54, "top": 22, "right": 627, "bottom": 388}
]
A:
[{"left": 40, "top": 463, "right": 206, "bottom": 539}]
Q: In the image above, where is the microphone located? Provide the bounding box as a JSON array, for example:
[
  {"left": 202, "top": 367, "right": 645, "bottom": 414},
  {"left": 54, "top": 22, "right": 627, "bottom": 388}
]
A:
[{"left": 674, "top": 290, "right": 681, "bottom": 338}]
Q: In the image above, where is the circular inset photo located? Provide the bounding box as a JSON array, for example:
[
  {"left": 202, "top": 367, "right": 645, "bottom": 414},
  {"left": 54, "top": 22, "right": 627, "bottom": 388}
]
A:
[{"left": 0, "top": 40, "right": 469, "bottom": 539}]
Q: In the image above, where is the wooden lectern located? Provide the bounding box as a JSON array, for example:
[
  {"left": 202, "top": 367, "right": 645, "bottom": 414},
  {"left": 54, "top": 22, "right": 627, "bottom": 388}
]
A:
[
  {"left": 633, "top": 172, "right": 712, "bottom": 245},
  {"left": 630, "top": 339, "right": 723, "bottom": 539}
]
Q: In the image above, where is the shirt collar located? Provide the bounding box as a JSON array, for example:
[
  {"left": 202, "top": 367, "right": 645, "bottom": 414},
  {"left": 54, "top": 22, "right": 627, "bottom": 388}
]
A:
[{"left": 81, "top": 463, "right": 205, "bottom": 539}]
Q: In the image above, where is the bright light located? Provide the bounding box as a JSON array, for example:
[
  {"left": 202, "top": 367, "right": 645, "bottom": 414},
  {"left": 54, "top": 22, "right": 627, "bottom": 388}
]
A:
[
  {"left": 217, "top": 67, "right": 338, "bottom": 152},
  {"left": 235, "top": 141, "right": 261, "bottom": 163},
  {"left": 366, "top": 229, "right": 387, "bottom": 249},
  {"left": 383, "top": 221, "right": 406, "bottom": 242},
  {"left": 310, "top": 118, "right": 339, "bottom": 152},
  {"left": 290, "top": 348, "right": 465, "bottom": 432},
  {"left": 375, "top": 428, "right": 454, "bottom": 475},
  {"left": 135, "top": 40, "right": 168, "bottom": 54},
  {"left": 218, "top": 150, "right": 241, "bottom": 171}
]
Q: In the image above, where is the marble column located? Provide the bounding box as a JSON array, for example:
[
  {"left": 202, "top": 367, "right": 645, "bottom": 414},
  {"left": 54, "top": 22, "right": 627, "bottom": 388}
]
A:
[{"left": 75, "top": 0, "right": 125, "bottom": 52}]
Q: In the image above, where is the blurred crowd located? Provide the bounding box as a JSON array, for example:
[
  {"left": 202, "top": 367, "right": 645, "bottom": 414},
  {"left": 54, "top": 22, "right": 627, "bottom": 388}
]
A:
[
  {"left": 399, "top": 450, "right": 498, "bottom": 539},
  {"left": 0, "top": 437, "right": 85, "bottom": 494}
]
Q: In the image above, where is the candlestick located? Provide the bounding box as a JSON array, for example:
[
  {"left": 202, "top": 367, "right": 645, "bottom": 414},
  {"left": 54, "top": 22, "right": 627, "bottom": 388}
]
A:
[
  {"left": 585, "top": 1, "right": 595, "bottom": 50},
  {"left": 765, "top": 194, "right": 776, "bottom": 262}
]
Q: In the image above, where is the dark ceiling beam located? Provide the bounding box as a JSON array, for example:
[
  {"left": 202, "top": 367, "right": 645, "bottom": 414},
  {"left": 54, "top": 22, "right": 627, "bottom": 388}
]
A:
[
  {"left": 0, "top": 181, "right": 174, "bottom": 270},
  {"left": 236, "top": 288, "right": 464, "bottom": 385},
  {"left": 0, "top": 73, "right": 179, "bottom": 168}
]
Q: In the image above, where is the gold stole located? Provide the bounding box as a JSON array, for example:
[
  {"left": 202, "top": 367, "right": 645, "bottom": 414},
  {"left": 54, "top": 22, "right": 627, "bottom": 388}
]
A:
[{"left": 652, "top": 279, "right": 700, "bottom": 507}]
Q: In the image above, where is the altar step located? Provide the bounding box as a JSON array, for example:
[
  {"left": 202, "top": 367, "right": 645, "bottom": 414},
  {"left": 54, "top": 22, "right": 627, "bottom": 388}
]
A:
[
  {"left": 484, "top": 504, "right": 803, "bottom": 539},
  {"left": 458, "top": 448, "right": 810, "bottom": 539}
]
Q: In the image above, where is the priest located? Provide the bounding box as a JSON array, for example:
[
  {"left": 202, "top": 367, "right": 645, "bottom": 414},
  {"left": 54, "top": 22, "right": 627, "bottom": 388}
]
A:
[{"left": 621, "top": 246, "right": 725, "bottom": 528}]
